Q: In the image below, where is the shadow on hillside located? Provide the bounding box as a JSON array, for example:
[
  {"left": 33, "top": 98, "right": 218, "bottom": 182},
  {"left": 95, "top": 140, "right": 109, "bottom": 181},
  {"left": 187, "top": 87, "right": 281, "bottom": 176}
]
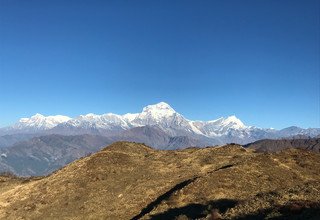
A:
[
  {"left": 131, "top": 177, "right": 199, "bottom": 220},
  {"left": 150, "top": 199, "right": 238, "bottom": 219},
  {"left": 236, "top": 200, "right": 320, "bottom": 220},
  {"left": 150, "top": 199, "right": 320, "bottom": 220}
]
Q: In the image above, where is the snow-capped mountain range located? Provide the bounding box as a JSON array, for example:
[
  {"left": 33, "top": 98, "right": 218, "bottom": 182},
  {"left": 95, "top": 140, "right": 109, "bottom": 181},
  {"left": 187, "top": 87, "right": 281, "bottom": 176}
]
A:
[
  {"left": 10, "top": 114, "right": 71, "bottom": 131},
  {"left": 1, "top": 102, "right": 319, "bottom": 145}
]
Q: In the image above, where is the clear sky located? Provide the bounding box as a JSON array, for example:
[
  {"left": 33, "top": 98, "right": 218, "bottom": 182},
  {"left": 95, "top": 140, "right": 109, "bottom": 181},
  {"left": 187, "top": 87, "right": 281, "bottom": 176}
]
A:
[{"left": 0, "top": 0, "right": 319, "bottom": 129}]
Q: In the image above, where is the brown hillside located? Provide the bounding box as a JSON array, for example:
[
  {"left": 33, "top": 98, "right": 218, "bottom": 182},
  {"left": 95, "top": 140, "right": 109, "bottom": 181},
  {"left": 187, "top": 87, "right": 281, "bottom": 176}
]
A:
[
  {"left": 0, "top": 142, "right": 319, "bottom": 219},
  {"left": 245, "top": 138, "right": 320, "bottom": 153}
]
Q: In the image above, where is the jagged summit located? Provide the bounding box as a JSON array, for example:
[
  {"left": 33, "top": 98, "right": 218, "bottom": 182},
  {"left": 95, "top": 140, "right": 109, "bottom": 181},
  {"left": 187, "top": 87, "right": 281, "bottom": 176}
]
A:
[
  {"left": 19, "top": 113, "right": 45, "bottom": 122},
  {"left": 139, "top": 102, "right": 177, "bottom": 121},
  {"left": 12, "top": 114, "right": 71, "bottom": 130},
  {"left": 207, "top": 115, "right": 244, "bottom": 126},
  {"left": 221, "top": 115, "right": 246, "bottom": 129},
  {"left": 142, "top": 102, "right": 176, "bottom": 114},
  {"left": 137, "top": 102, "right": 177, "bottom": 119}
]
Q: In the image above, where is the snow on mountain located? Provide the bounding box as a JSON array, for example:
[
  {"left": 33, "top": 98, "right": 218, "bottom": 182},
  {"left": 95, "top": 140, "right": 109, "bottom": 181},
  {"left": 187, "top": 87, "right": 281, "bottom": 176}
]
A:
[
  {"left": 65, "top": 113, "right": 130, "bottom": 130},
  {"left": 121, "top": 102, "right": 201, "bottom": 136},
  {"left": 9, "top": 114, "right": 71, "bottom": 132},
  {"left": 1, "top": 102, "right": 319, "bottom": 144},
  {"left": 122, "top": 102, "right": 176, "bottom": 126},
  {"left": 191, "top": 115, "right": 247, "bottom": 137},
  {"left": 131, "top": 102, "right": 177, "bottom": 123},
  {"left": 278, "top": 126, "right": 320, "bottom": 138}
]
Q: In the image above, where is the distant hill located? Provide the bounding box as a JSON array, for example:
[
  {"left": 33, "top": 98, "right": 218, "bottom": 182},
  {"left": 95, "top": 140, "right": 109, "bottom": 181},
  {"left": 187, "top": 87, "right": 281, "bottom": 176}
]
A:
[
  {"left": 0, "top": 133, "right": 39, "bottom": 148},
  {"left": 245, "top": 138, "right": 320, "bottom": 152},
  {"left": 114, "top": 125, "right": 218, "bottom": 149},
  {"left": 0, "top": 129, "right": 216, "bottom": 176},
  {"left": 1, "top": 133, "right": 320, "bottom": 176},
  {"left": 0, "top": 134, "right": 112, "bottom": 176},
  {"left": 0, "top": 142, "right": 319, "bottom": 219}
]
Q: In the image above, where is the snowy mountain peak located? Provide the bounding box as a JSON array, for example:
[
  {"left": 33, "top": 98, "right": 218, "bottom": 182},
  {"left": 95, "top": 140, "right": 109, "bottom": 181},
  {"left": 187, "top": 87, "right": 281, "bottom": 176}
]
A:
[
  {"left": 19, "top": 113, "right": 44, "bottom": 123},
  {"left": 14, "top": 114, "right": 71, "bottom": 130},
  {"left": 142, "top": 102, "right": 176, "bottom": 115},
  {"left": 223, "top": 115, "right": 246, "bottom": 129},
  {"left": 85, "top": 113, "right": 97, "bottom": 117},
  {"left": 31, "top": 113, "right": 44, "bottom": 118},
  {"left": 79, "top": 113, "right": 99, "bottom": 119}
]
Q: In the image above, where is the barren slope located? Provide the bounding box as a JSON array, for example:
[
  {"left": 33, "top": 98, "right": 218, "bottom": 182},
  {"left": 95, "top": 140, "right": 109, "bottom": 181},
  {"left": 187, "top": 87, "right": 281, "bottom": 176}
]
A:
[
  {"left": 245, "top": 138, "right": 320, "bottom": 153},
  {"left": 0, "top": 142, "right": 319, "bottom": 219}
]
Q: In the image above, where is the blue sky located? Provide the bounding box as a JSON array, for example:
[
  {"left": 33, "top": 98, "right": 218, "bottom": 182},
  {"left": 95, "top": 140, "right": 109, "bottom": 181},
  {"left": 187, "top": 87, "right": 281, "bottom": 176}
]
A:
[{"left": 0, "top": 0, "right": 319, "bottom": 129}]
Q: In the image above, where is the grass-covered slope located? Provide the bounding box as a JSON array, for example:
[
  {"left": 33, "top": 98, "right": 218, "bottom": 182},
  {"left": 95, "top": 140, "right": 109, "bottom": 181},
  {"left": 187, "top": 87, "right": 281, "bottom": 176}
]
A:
[{"left": 0, "top": 142, "right": 319, "bottom": 219}]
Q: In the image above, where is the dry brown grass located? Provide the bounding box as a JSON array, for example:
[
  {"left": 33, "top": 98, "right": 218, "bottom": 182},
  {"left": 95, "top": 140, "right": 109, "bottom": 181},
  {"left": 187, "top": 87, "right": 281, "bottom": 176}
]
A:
[{"left": 0, "top": 142, "right": 318, "bottom": 219}]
